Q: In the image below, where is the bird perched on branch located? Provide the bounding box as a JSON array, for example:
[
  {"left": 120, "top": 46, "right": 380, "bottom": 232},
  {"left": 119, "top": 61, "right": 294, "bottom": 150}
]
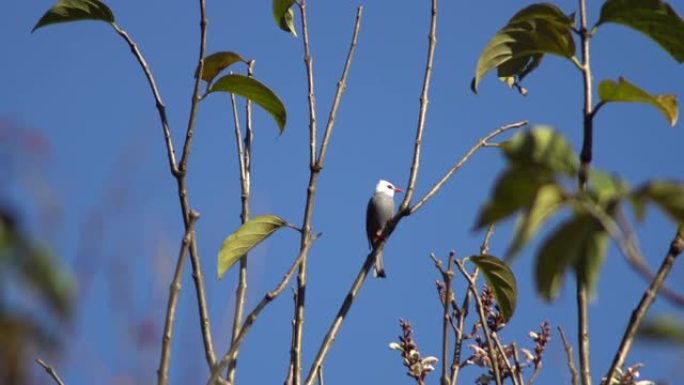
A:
[{"left": 366, "top": 179, "right": 403, "bottom": 278}]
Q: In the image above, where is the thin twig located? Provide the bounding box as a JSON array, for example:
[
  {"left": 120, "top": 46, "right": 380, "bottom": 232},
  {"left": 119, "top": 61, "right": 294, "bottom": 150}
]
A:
[
  {"left": 431, "top": 251, "right": 455, "bottom": 385},
  {"left": 455, "top": 260, "right": 502, "bottom": 385},
  {"left": 207, "top": 243, "right": 313, "bottom": 385},
  {"left": 480, "top": 224, "right": 495, "bottom": 255},
  {"left": 157, "top": 211, "right": 200, "bottom": 385},
  {"left": 291, "top": 7, "right": 363, "bottom": 385},
  {"left": 226, "top": 62, "right": 255, "bottom": 383},
  {"left": 409, "top": 121, "right": 527, "bottom": 214},
  {"left": 511, "top": 343, "right": 526, "bottom": 385},
  {"left": 399, "top": 0, "right": 438, "bottom": 212},
  {"left": 110, "top": 23, "right": 179, "bottom": 176},
  {"left": 558, "top": 326, "right": 579, "bottom": 385},
  {"left": 576, "top": 0, "right": 593, "bottom": 383},
  {"left": 492, "top": 335, "right": 519, "bottom": 385},
  {"left": 303, "top": 247, "right": 380, "bottom": 385},
  {"left": 36, "top": 358, "right": 66, "bottom": 385},
  {"left": 317, "top": 365, "right": 325, "bottom": 385},
  {"left": 603, "top": 228, "right": 684, "bottom": 384},
  {"left": 111, "top": 11, "right": 216, "bottom": 367}
]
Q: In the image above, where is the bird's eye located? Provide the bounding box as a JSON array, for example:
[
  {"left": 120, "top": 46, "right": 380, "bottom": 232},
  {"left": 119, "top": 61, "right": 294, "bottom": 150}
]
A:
[{"left": 387, "top": 184, "right": 393, "bottom": 190}]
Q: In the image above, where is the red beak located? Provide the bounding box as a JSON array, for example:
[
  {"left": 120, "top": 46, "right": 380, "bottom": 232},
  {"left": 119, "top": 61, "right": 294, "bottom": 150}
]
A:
[{"left": 393, "top": 186, "right": 404, "bottom": 193}]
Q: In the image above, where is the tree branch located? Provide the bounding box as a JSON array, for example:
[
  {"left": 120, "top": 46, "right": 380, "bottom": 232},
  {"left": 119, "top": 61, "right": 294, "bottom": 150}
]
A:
[
  {"left": 157, "top": 210, "right": 200, "bottom": 385},
  {"left": 603, "top": 227, "right": 684, "bottom": 384},
  {"left": 35, "top": 358, "right": 66, "bottom": 385},
  {"left": 558, "top": 326, "right": 579, "bottom": 385},
  {"left": 399, "top": 0, "right": 438, "bottom": 211}
]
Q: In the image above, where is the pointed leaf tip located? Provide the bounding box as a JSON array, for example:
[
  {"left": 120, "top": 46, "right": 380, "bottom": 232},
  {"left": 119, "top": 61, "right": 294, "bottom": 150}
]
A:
[
  {"left": 208, "top": 74, "right": 287, "bottom": 134},
  {"left": 469, "top": 255, "right": 517, "bottom": 322},
  {"left": 598, "top": 77, "right": 678, "bottom": 127},
  {"left": 196, "top": 51, "right": 248, "bottom": 84},
  {"left": 32, "top": 0, "right": 114, "bottom": 32},
  {"left": 217, "top": 215, "right": 287, "bottom": 279},
  {"left": 272, "top": 0, "right": 297, "bottom": 36}
]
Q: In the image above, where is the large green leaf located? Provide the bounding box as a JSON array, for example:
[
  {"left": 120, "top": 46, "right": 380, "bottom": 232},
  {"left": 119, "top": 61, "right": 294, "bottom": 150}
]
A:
[
  {"left": 637, "top": 314, "right": 684, "bottom": 345},
  {"left": 502, "top": 126, "right": 579, "bottom": 175},
  {"left": 217, "top": 215, "right": 287, "bottom": 279},
  {"left": 272, "top": 0, "right": 297, "bottom": 37},
  {"left": 196, "top": 51, "right": 247, "bottom": 85},
  {"left": 597, "top": 0, "right": 684, "bottom": 63},
  {"left": 469, "top": 255, "right": 518, "bottom": 323},
  {"left": 208, "top": 74, "right": 287, "bottom": 134},
  {"left": 506, "top": 184, "right": 565, "bottom": 260},
  {"left": 472, "top": 3, "right": 575, "bottom": 93},
  {"left": 535, "top": 214, "right": 607, "bottom": 301},
  {"left": 475, "top": 165, "right": 554, "bottom": 228},
  {"left": 32, "top": 0, "right": 114, "bottom": 32},
  {"left": 598, "top": 77, "right": 678, "bottom": 126},
  {"left": 632, "top": 180, "right": 684, "bottom": 224}
]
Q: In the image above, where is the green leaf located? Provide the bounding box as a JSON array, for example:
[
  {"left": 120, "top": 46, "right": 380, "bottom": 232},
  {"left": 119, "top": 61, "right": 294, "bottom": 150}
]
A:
[
  {"left": 272, "top": 0, "right": 297, "bottom": 36},
  {"left": 588, "top": 170, "right": 629, "bottom": 205},
  {"left": 196, "top": 51, "right": 247, "bottom": 85},
  {"left": 535, "top": 214, "right": 606, "bottom": 301},
  {"left": 32, "top": 0, "right": 114, "bottom": 32},
  {"left": 208, "top": 74, "right": 287, "bottom": 133},
  {"left": 217, "top": 215, "right": 287, "bottom": 279},
  {"left": 469, "top": 255, "right": 518, "bottom": 322},
  {"left": 20, "top": 246, "right": 75, "bottom": 318},
  {"left": 597, "top": 0, "right": 684, "bottom": 63},
  {"left": 637, "top": 314, "right": 684, "bottom": 344},
  {"left": 472, "top": 3, "right": 575, "bottom": 93},
  {"left": 598, "top": 77, "right": 678, "bottom": 126},
  {"left": 502, "top": 126, "right": 579, "bottom": 175},
  {"left": 475, "top": 165, "right": 555, "bottom": 228},
  {"left": 506, "top": 184, "right": 565, "bottom": 260},
  {"left": 632, "top": 180, "right": 684, "bottom": 224}
]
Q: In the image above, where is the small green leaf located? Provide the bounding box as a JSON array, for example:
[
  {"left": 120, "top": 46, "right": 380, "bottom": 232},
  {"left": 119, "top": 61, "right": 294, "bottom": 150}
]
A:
[
  {"left": 637, "top": 314, "right": 684, "bottom": 345},
  {"left": 469, "top": 255, "right": 518, "bottom": 322},
  {"left": 273, "top": 0, "right": 297, "bottom": 36},
  {"left": 475, "top": 165, "right": 555, "bottom": 228},
  {"left": 472, "top": 3, "right": 575, "bottom": 93},
  {"left": 32, "top": 0, "right": 114, "bottom": 32},
  {"left": 632, "top": 180, "right": 684, "bottom": 224},
  {"left": 506, "top": 184, "right": 565, "bottom": 260},
  {"left": 588, "top": 170, "right": 629, "bottom": 205},
  {"left": 208, "top": 74, "right": 287, "bottom": 133},
  {"left": 535, "top": 214, "right": 606, "bottom": 301},
  {"left": 502, "top": 126, "right": 579, "bottom": 175},
  {"left": 597, "top": 0, "right": 684, "bottom": 63},
  {"left": 217, "top": 215, "right": 287, "bottom": 279},
  {"left": 598, "top": 77, "right": 678, "bottom": 126},
  {"left": 196, "top": 51, "right": 247, "bottom": 85}
]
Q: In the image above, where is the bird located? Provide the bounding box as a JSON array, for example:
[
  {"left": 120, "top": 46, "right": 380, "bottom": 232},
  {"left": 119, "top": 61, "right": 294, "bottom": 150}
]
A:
[{"left": 366, "top": 179, "right": 403, "bottom": 278}]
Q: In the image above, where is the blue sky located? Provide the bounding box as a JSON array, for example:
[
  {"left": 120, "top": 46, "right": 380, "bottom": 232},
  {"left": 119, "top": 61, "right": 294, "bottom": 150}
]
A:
[{"left": 3, "top": 0, "right": 684, "bottom": 384}]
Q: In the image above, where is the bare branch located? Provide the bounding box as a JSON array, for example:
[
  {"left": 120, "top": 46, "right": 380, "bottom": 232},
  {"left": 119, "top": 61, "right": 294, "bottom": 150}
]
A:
[
  {"left": 36, "top": 358, "right": 66, "bottom": 385},
  {"left": 604, "top": 228, "right": 684, "bottom": 385},
  {"left": 157, "top": 210, "right": 200, "bottom": 385},
  {"left": 399, "top": 0, "right": 438, "bottom": 212},
  {"left": 207, "top": 243, "right": 313, "bottom": 385},
  {"left": 558, "top": 326, "right": 579, "bottom": 385},
  {"left": 409, "top": 121, "right": 527, "bottom": 214}
]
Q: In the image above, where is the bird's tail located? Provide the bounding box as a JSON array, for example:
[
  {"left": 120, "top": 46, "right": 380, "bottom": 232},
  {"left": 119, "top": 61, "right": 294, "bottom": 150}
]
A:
[{"left": 373, "top": 251, "right": 386, "bottom": 278}]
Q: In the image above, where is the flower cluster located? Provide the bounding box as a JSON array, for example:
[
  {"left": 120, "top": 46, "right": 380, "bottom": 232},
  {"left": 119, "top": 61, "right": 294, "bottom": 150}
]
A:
[
  {"left": 603, "top": 363, "right": 655, "bottom": 385},
  {"left": 389, "top": 319, "right": 438, "bottom": 384},
  {"left": 524, "top": 321, "right": 551, "bottom": 370},
  {"left": 481, "top": 285, "right": 505, "bottom": 332}
]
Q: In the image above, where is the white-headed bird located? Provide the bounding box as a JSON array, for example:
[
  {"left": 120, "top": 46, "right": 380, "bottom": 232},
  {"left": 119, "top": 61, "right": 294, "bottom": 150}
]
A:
[{"left": 366, "top": 179, "right": 403, "bottom": 278}]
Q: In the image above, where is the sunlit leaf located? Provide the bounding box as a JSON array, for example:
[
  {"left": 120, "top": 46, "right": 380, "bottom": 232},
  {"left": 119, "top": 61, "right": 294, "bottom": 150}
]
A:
[
  {"left": 20, "top": 246, "right": 75, "bottom": 318},
  {"left": 632, "top": 180, "right": 684, "bottom": 224},
  {"left": 535, "top": 214, "right": 606, "bottom": 301},
  {"left": 502, "top": 126, "right": 578, "bottom": 175},
  {"left": 196, "top": 51, "right": 247, "bottom": 84},
  {"left": 472, "top": 3, "right": 575, "bottom": 92},
  {"left": 217, "top": 215, "right": 287, "bottom": 279},
  {"left": 507, "top": 184, "right": 565, "bottom": 260},
  {"left": 475, "top": 165, "right": 554, "bottom": 228},
  {"left": 598, "top": 77, "right": 678, "bottom": 126},
  {"left": 637, "top": 314, "right": 684, "bottom": 344},
  {"left": 597, "top": 0, "right": 684, "bottom": 63},
  {"left": 469, "top": 255, "right": 518, "bottom": 322},
  {"left": 588, "top": 170, "right": 630, "bottom": 205},
  {"left": 208, "top": 74, "right": 287, "bottom": 133},
  {"left": 272, "top": 0, "right": 297, "bottom": 36},
  {"left": 32, "top": 0, "right": 114, "bottom": 32}
]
